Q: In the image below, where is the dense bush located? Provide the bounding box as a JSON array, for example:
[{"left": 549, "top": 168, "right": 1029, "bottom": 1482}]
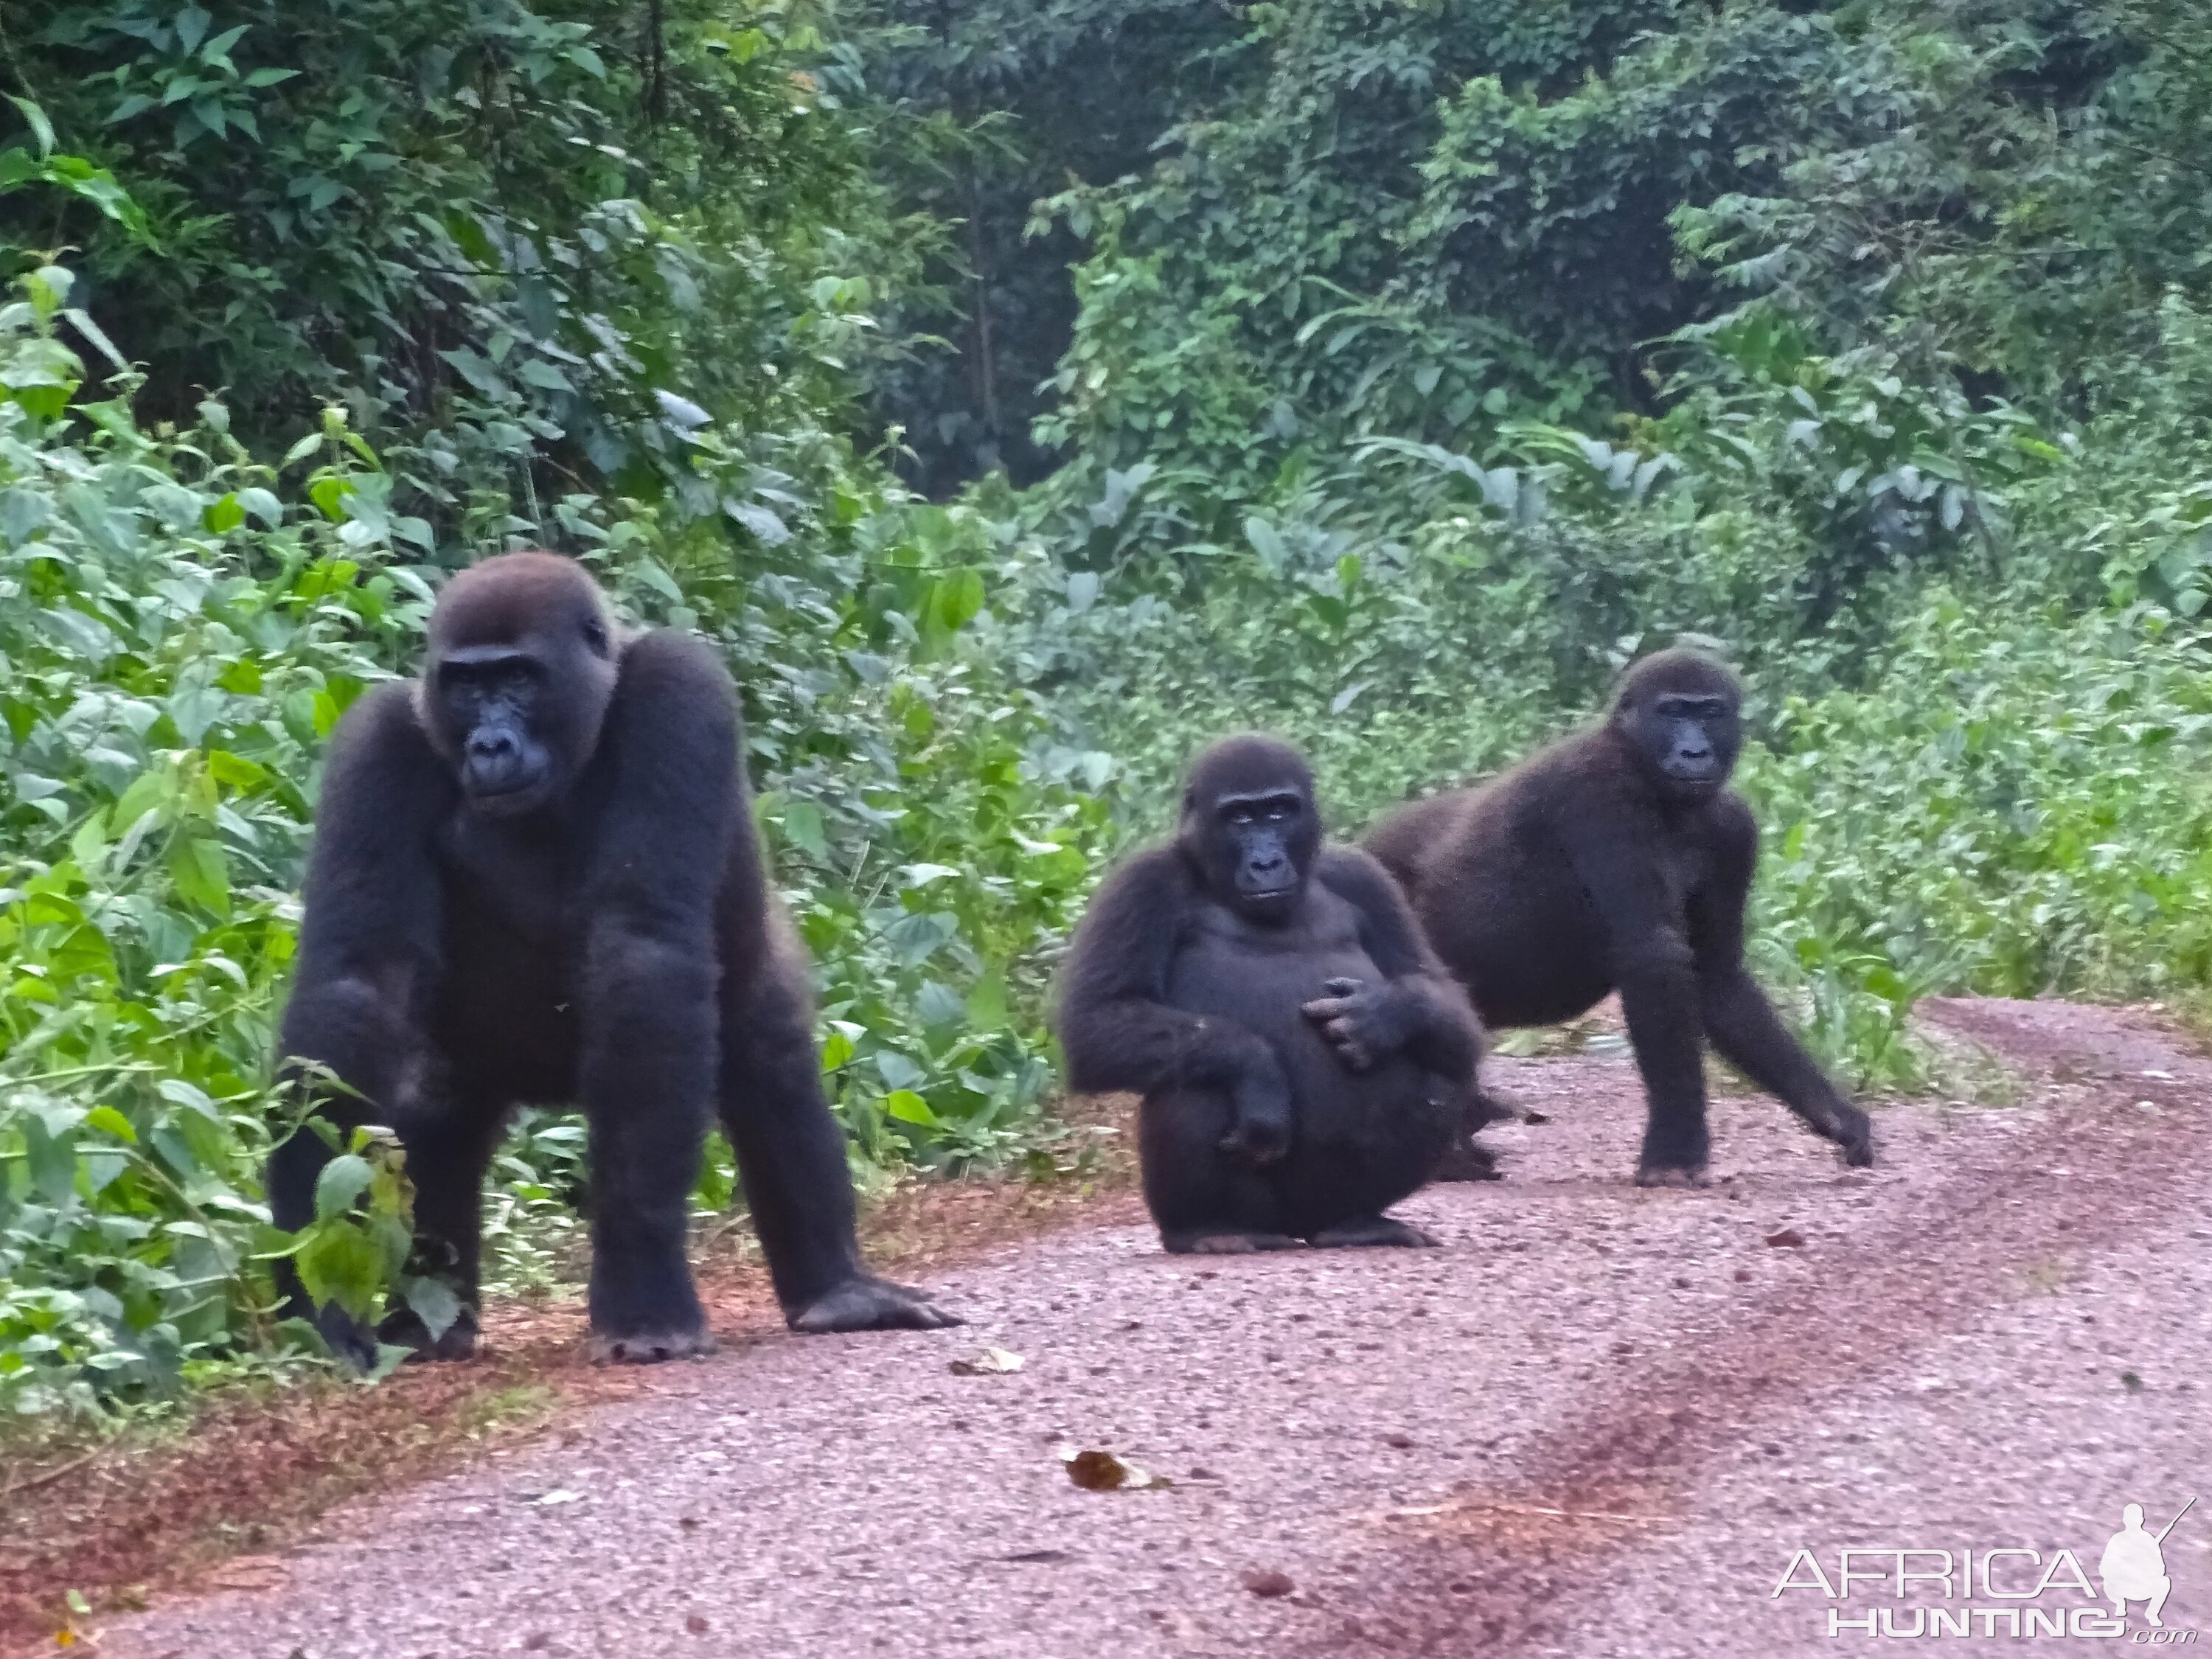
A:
[{"left": 0, "top": 253, "right": 1112, "bottom": 1413}]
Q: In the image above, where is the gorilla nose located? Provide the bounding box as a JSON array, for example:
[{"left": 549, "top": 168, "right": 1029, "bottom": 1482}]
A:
[{"left": 462, "top": 728, "right": 533, "bottom": 798}]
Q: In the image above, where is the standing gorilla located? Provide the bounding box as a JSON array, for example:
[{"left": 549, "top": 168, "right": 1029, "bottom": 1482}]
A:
[
  {"left": 1057, "top": 736, "right": 1482, "bottom": 1253},
  {"left": 271, "top": 552, "right": 958, "bottom": 1364},
  {"left": 1364, "top": 649, "right": 1874, "bottom": 1185}
]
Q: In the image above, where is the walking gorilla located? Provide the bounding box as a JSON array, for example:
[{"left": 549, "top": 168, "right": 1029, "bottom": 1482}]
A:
[
  {"left": 1364, "top": 649, "right": 1874, "bottom": 1185},
  {"left": 1057, "top": 735, "right": 1483, "bottom": 1253},
  {"left": 271, "top": 552, "right": 959, "bottom": 1365}
]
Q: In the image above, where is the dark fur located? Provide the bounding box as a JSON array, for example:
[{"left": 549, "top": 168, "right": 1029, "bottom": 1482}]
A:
[
  {"left": 269, "top": 552, "right": 957, "bottom": 1366},
  {"left": 1365, "top": 650, "right": 1874, "bottom": 1183},
  {"left": 1057, "top": 735, "right": 1482, "bottom": 1252}
]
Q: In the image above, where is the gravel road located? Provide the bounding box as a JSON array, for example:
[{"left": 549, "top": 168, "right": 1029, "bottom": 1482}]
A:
[{"left": 99, "top": 998, "right": 2211, "bottom": 1658}]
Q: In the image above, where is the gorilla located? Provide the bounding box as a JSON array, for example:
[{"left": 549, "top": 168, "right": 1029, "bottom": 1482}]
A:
[
  {"left": 1057, "top": 735, "right": 1483, "bottom": 1253},
  {"left": 270, "top": 552, "right": 959, "bottom": 1364},
  {"left": 1364, "top": 649, "right": 1874, "bottom": 1185}
]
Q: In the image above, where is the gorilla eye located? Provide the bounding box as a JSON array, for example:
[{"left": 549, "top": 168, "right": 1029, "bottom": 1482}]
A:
[{"left": 580, "top": 617, "right": 611, "bottom": 657}]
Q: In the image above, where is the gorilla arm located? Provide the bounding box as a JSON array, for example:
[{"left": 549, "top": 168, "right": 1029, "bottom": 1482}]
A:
[
  {"left": 267, "top": 682, "right": 455, "bottom": 1355},
  {"left": 1058, "top": 849, "right": 1295, "bottom": 1163},
  {"left": 1304, "top": 849, "right": 1483, "bottom": 1082},
  {"left": 1556, "top": 787, "right": 1714, "bottom": 1179},
  {"left": 1687, "top": 799, "right": 1874, "bottom": 1165},
  {"left": 570, "top": 631, "right": 738, "bottom": 1344},
  {"left": 276, "top": 684, "right": 453, "bottom": 1120}
]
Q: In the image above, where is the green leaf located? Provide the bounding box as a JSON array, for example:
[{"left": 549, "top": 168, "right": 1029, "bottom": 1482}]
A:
[
  {"left": 6, "top": 95, "right": 55, "bottom": 159},
  {"left": 400, "top": 1276, "right": 462, "bottom": 1342},
  {"left": 933, "top": 568, "right": 987, "bottom": 633},
  {"left": 167, "top": 835, "right": 231, "bottom": 914},
  {"left": 884, "top": 1091, "right": 942, "bottom": 1128},
  {"left": 295, "top": 1222, "right": 383, "bottom": 1320},
  {"left": 964, "top": 970, "right": 1009, "bottom": 1032},
  {"left": 314, "top": 1154, "right": 373, "bottom": 1222},
  {"left": 84, "top": 1105, "right": 137, "bottom": 1144},
  {"left": 175, "top": 6, "right": 213, "bottom": 55},
  {"left": 781, "top": 799, "right": 828, "bottom": 859}
]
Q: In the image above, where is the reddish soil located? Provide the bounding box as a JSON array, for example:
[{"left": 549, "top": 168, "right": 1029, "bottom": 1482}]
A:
[
  {"left": 25, "top": 997, "right": 2212, "bottom": 1658},
  {"left": 0, "top": 1152, "right": 1141, "bottom": 1654}
]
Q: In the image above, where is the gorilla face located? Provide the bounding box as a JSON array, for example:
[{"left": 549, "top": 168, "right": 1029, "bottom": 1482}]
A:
[
  {"left": 1610, "top": 651, "right": 1742, "bottom": 804},
  {"left": 421, "top": 554, "right": 619, "bottom": 818},
  {"left": 1639, "top": 690, "right": 1739, "bottom": 793},
  {"left": 435, "top": 647, "right": 560, "bottom": 813},
  {"left": 1211, "top": 787, "right": 1314, "bottom": 913},
  {"left": 1178, "top": 735, "right": 1322, "bottom": 923}
]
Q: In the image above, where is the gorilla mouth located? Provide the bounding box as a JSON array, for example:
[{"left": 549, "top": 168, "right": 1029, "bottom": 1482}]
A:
[{"left": 464, "top": 771, "right": 551, "bottom": 812}]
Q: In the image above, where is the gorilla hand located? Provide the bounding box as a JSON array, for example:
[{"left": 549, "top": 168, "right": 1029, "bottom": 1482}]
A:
[
  {"left": 792, "top": 1274, "right": 964, "bottom": 1333},
  {"left": 1301, "top": 977, "right": 1416, "bottom": 1072},
  {"left": 1218, "top": 1065, "right": 1293, "bottom": 1166}
]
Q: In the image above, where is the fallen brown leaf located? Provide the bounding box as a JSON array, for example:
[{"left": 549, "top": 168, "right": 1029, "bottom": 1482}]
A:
[
  {"left": 1060, "top": 1447, "right": 1170, "bottom": 1492},
  {"left": 949, "top": 1346, "right": 1026, "bottom": 1376},
  {"left": 1764, "top": 1228, "right": 1807, "bottom": 1248},
  {"left": 1241, "top": 1569, "right": 1295, "bottom": 1599},
  {"left": 206, "top": 1555, "right": 288, "bottom": 1592}
]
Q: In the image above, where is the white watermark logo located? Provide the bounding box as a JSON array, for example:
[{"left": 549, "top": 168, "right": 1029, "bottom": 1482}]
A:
[{"left": 1775, "top": 1499, "right": 2197, "bottom": 1642}]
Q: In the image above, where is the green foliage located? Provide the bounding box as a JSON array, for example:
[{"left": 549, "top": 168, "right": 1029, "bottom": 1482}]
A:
[
  {"left": 4, "top": 0, "right": 908, "bottom": 548},
  {"left": 0, "top": 244, "right": 1111, "bottom": 1415},
  {"left": 1745, "top": 597, "right": 2212, "bottom": 1019},
  {"left": 0, "top": 265, "right": 425, "bottom": 1413}
]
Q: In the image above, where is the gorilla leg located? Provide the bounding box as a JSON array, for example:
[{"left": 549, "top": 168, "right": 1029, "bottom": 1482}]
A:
[
  {"left": 582, "top": 1092, "right": 709, "bottom": 1361},
  {"left": 1279, "top": 1077, "right": 1455, "bottom": 1243},
  {"left": 1700, "top": 969, "right": 1874, "bottom": 1165},
  {"left": 1138, "top": 1087, "right": 1299, "bottom": 1253}
]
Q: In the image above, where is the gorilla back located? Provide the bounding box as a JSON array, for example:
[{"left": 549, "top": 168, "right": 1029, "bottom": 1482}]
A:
[{"left": 1058, "top": 734, "right": 1480, "bottom": 1254}]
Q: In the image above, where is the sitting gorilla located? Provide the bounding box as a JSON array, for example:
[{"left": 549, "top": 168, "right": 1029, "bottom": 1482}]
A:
[
  {"left": 1057, "top": 735, "right": 1483, "bottom": 1253},
  {"left": 270, "top": 552, "right": 959, "bottom": 1364},
  {"left": 1364, "top": 648, "right": 1874, "bottom": 1185}
]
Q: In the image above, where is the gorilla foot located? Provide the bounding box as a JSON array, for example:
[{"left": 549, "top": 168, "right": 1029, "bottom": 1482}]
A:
[
  {"left": 1431, "top": 1139, "right": 1503, "bottom": 1183},
  {"left": 588, "top": 1326, "right": 716, "bottom": 1364},
  {"left": 1308, "top": 1216, "right": 1439, "bottom": 1249},
  {"left": 1161, "top": 1230, "right": 1302, "bottom": 1255},
  {"left": 380, "top": 1305, "right": 481, "bottom": 1363},
  {"left": 791, "top": 1275, "right": 963, "bottom": 1333},
  {"left": 1634, "top": 1163, "right": 1711, "bottom": 1189}
]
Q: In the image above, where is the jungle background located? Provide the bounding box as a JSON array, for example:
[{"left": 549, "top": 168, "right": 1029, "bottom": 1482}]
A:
[{"left": 0, "top": 0, "right": 2208, "bottom": 1419}]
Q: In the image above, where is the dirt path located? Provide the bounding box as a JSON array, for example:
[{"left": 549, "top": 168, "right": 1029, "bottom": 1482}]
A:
[{"left": 91, "top": 998, "right": 2211, "bottom": 1658}]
